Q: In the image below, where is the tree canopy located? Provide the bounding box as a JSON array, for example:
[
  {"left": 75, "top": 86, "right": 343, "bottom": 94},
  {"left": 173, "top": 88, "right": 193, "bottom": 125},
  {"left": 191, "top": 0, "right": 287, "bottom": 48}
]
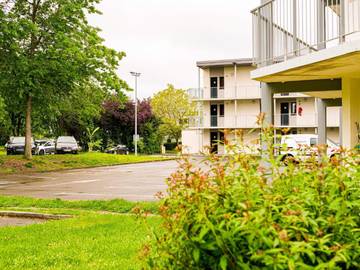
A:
[
  {"left": 0, "top": 0, "right": 128, "bottom": 158},
  {"left": 151, "top": 84, "right": 195, "bottom": 144}
]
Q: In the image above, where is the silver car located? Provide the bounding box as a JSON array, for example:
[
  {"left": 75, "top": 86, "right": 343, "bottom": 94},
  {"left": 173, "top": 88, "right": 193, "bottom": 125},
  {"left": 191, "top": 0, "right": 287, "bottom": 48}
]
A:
[{"left": 56, "top": 136, "right": 79, "bottom": 154}]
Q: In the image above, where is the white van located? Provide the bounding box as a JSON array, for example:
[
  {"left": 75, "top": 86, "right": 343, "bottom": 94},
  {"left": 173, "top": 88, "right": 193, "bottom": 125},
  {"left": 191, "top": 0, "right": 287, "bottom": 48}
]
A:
[{"left": 280, "top": 134, "right": 340, "bottom": 164}]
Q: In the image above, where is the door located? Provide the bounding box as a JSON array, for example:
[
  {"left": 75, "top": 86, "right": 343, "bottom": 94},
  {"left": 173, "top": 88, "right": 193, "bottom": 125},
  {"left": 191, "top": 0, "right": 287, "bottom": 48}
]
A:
[
  {"left": 210, "top": 77, "right": 218, "bottom": 98},
  {"left": 210, "top": 131, "right": 218, "bottom": 154},
  {"left": 281, "top": 103, "right": 289, "bottom": 126},
  {"left": 210, "top": 104, "right": 218, "bottom": 127}
]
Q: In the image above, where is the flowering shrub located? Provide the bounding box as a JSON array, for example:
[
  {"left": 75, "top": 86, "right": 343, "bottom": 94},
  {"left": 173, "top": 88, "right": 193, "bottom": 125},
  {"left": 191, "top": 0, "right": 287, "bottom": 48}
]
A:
[{"left": 144, "top": 127, "right": 360, "bottom": 269}]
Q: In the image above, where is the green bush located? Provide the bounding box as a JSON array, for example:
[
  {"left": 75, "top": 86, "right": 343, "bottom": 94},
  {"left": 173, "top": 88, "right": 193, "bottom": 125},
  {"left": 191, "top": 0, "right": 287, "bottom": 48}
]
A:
[{"left": 145, "top": 128, "right": 360, "bottom": 269}]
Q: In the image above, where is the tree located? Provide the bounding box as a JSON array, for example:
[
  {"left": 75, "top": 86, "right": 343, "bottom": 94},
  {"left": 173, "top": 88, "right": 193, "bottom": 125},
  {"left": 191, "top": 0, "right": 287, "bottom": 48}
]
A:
[
  {"left": 101, "top": 97, "right": 161, "bottom": 153},
  {"left": 0, "top": 0, "right": 127, "bottom": 159},
  {"left": 86, "top": 126, "right": 101, "bottom": 152},
  {"left": 151, "top": 84, "right": 195, "bottom": 144}
]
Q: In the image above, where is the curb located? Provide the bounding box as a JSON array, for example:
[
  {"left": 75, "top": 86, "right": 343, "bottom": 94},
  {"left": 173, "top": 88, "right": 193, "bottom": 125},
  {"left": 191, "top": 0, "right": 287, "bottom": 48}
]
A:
[{"left": 0, "top": 211, "right": 72, "bottom": 220}]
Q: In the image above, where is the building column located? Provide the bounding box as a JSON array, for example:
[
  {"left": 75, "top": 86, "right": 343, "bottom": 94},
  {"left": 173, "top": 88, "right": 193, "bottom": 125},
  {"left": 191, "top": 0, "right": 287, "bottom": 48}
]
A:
[
  {"left": 260, "top": 83, "right": 274, "bottom": 155},
  {"left": 261, "top": 82, "right": 274, "bottom": 126},
  {"left": 316, "top": 98, "right": 327, "bottom": 145},
  {"left": 342, "top": 77, "right": 360, "bottom": 149},
  {"left": 339, "top": 107, "right": 343, "bottom": 147}
]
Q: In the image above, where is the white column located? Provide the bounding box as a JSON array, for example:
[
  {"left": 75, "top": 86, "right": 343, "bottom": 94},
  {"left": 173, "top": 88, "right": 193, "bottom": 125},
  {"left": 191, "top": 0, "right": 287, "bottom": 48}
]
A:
[
  {"left": 234, "top": 63, "right": 238, "bottom": 131},
  {"left": 342, "top": 77, "right": 360, "bottom": 148},
  {"left": 260, "top": 83, "right": 274, "bottom": 157},
  {"left": 316, "top": 98, "right": 327, "bottom": 145}
]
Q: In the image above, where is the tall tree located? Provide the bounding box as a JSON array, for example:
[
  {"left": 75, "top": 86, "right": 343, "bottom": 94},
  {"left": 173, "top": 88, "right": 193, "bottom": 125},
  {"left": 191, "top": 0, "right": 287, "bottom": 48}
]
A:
[
  {"left": 151, "top": 84, "right": 195, "bottom": 144},
  {"left": 0, "top": 0, "right": 127, "bottom": 159},
  {"left": 101, "top": 98, "right": 158, "bottom": 151}
]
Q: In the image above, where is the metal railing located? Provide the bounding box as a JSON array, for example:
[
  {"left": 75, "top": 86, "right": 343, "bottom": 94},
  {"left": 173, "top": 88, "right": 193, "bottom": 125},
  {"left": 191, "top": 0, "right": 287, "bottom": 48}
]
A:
[
  {"left": 252, "top": 0, "right": 360, "bottom": 67},
  {"left": 188, "top": 115, "right": 260, "bottom": 129},
  {"left": 274, "top": 113, "right": 318, "bottom": 127},
  {"left": 187, "top": 86, "right": 261, "bottom": 100}
]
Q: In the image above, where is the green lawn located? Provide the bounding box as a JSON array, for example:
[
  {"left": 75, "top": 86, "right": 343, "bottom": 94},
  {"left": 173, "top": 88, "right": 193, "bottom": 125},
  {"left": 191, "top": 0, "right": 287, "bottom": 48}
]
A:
[
  {"left": 0, "top": 196, "right": 160, "bottom": 270},
  {"left": 0, "top": 195, "right": 159, "bottom": 214},
  {"left": 0, "top": 151, "right": 173, "bottom": 174},
  {"left": 0, "top": 214, "right": 159, "bottom": 270}
]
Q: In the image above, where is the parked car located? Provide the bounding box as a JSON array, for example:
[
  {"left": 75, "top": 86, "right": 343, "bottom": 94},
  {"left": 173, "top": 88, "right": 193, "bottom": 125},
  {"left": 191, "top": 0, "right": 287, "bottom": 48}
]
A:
[
  {"left": 105, "top": 145, "right": 129, "bottom": 155},
  {"left": 280, "top": 134, "right": 340, "bottom": 164},
  {"left": 35, "top": 139, "right": 55, "bottom": 155},
  {"left": 56, "top": 136, "right": 79, "bottom": 154},
  {"left": 6, "top": 137, "right": 35, "bottom": 155}
]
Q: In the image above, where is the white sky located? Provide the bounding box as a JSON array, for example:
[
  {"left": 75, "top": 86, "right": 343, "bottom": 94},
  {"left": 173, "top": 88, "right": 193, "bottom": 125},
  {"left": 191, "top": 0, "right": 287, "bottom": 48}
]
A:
[{"left": 89, "top": 0, "right": 260, "bottom": 99}]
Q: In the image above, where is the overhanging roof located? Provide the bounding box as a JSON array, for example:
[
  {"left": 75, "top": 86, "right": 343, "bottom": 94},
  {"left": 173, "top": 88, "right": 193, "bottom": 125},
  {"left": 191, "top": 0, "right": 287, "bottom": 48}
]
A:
[
  {"left": 251, "top": 40, "right": 360, "bottom": 82},
  {"left": 197, "top": 58, "right": 253, "bottom": 69}
]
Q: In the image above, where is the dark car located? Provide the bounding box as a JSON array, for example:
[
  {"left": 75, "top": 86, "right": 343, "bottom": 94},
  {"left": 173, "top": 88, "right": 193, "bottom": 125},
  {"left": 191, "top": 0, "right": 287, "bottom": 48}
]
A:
[
  {"left": 105, "top": 145, "right": 129, "bottom": 155},
  {"left": 6, "top": 137, "right": 35, "bottom": 155},
  {"left": 56, "top": 136, "right": 79, "bottom": 154}
]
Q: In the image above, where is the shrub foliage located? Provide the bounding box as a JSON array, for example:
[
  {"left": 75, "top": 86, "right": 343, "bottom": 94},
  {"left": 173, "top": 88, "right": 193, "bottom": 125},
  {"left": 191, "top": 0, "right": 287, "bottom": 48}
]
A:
[{"left": 145, "top": 127, "right": 360, "bottom": 269}]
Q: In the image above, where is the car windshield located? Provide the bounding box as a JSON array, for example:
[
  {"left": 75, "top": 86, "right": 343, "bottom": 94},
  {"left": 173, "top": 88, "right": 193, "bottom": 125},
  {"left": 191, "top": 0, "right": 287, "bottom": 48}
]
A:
[
  {"left": 11, "top": 137, "right": 25, "bottom": 144},
  {"left": 57, "top": 137, "right": 76, "bottom": 143},
  {"left": 10, "top": 137, "right": 34, "bottom": 144}
]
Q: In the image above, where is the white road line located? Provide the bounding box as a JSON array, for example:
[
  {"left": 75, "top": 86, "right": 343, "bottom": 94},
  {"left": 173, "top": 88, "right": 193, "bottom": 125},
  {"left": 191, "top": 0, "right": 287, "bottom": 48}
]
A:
[{"left": 39, "top": 179, "right": 101, "bottom": 188}]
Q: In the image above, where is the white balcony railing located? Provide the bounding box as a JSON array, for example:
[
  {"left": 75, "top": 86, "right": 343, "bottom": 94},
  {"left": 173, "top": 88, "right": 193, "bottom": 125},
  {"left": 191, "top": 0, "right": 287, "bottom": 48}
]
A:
[
  {"left": 188, "top": 115, "right": 260, "bottom": 129},
  {"left": 189, "top": 113, "right": 339, "bottom": 129},
  {"left": 187, "top": 86, "right": 261, "bottom": 100},
  {"left": 274, "top": 113, "right": 318, "bottom": 127},
  {"left": 252, "top": 0, "right": 360, "bottom": 67}
]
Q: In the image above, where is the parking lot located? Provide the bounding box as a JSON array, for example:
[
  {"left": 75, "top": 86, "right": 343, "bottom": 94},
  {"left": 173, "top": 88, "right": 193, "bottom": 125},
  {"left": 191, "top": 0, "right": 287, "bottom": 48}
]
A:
[{"left": 0, "top": 160, "right": 179, "bottom": 201}]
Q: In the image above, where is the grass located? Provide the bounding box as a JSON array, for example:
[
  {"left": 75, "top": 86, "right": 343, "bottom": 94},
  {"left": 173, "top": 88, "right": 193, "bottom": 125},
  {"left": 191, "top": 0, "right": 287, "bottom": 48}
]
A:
[
  {"left": 0, "top": 151, "right": 173, "bottom": 174},
  {"left": 0, "top": 214, "right": 159, "bottom": 270},
  {"left": 0, "top": 195, "right": 160, "bottom": 270},
  {"left": 0, "top": 195, "right": 159, "bottom": 214}
]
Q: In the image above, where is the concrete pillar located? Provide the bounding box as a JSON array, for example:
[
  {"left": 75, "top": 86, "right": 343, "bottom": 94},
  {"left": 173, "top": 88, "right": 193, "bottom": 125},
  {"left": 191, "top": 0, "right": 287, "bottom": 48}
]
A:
[
  {"left": 339, "top": 107, "right": 343, "bottom": 146},
  {"left": 342, "top": 77, "right": 360, "bottom": 149},
  {"left": 316, "top": 98, "right": 327, "bottom": 145},
  {"left": 261, "top": 82, "right": 274, "bottom": 126},
  {"left": 260, "top": 83, "right": 274, "bottom": 156}
]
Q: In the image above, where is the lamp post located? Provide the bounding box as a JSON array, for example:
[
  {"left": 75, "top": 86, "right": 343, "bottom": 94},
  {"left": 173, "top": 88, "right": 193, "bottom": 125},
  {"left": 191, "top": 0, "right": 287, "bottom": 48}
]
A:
[{"left": 130, "top": 72, "right": 141, "bottom": 156}]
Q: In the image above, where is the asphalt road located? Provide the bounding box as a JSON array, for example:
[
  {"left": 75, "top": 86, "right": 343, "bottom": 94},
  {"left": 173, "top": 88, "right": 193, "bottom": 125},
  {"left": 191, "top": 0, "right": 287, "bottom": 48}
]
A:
[{"left": 0, "top": 160, "right": 179, "bottom": 201}]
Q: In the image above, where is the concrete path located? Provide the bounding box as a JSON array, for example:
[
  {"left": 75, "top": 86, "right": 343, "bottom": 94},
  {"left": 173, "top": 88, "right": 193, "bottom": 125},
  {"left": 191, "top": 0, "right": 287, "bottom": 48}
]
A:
[{"left": 0, "top": 160, "right": 179, "bottom": 201}]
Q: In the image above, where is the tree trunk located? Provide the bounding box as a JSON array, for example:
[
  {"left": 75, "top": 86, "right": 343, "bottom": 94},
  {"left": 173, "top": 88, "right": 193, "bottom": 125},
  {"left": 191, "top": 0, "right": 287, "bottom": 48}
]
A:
[{"left": 24, "top": 95, "right": 32, "bottom": 160}]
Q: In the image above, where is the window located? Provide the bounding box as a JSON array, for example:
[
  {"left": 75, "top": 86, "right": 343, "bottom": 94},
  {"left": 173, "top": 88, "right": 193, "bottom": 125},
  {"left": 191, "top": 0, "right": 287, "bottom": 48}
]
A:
[
  {"left": 290, "top": 102, "right": 297, "bottom": 115},
  {"left": 219, "top": 77, "right": 224, "bottom": 89},
  {"left": 219, "top": 104, "right": 225, "bottom": 117}
]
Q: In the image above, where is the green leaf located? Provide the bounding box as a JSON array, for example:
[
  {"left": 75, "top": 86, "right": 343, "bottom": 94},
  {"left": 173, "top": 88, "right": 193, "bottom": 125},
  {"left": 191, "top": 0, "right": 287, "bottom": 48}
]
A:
[
  {"left": 193, "top": 249, "right": 200, "bottom": 263},
  {"left": 220, "top": 255, "right": 228, "bottom": 270}
]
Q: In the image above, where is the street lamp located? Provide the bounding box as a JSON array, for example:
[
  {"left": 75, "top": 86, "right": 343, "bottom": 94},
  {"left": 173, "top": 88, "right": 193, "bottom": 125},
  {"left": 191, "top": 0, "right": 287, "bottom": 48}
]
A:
[{"left": 130, "top": 72, "right": 141, "bottom": 156}]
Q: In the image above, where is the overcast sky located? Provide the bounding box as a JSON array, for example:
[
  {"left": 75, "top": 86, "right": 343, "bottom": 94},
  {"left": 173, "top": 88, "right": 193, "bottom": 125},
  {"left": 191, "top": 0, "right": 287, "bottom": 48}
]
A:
[{"left": 89, "top": 0, "right": 260, "bottom": 99}]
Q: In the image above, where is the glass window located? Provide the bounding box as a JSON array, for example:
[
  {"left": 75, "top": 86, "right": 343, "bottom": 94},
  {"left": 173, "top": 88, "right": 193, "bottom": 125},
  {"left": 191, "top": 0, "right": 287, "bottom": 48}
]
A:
[
  {"left": 219, "top": 104, "right": 224, "bottom": 116},
  {"left": 219, "top": 77, "right": 224, "bottom": 89}
]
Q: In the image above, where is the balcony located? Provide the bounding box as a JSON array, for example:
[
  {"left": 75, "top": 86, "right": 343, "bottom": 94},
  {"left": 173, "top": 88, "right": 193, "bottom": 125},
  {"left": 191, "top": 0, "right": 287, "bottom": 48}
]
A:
[
  {"left": 274, "top": 113, "right": 318, "bottom": 127},
  {"left": 252, "top": 0, "right": 360, "bottom": 67},
  {"left": 188, "top": 115, "right": 260, "bottom": 129},
  {"left": 187, "top": 86, "right": 261, "bottom": 100}
]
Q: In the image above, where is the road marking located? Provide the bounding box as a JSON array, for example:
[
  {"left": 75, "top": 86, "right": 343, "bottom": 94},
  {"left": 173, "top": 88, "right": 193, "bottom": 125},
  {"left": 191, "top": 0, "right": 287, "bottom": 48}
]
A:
[
  {"left": 69, "top": 179, "right": 101, "bottom": 184},
  {"left": 39, "top": 179, "right": 101, "bottom": 188}
]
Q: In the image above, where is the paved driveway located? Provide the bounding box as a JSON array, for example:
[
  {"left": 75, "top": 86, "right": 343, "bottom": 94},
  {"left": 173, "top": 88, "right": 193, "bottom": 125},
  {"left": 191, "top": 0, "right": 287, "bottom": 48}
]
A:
[{"left": 0, "top": 160, "right": 179, "bottom": 201}]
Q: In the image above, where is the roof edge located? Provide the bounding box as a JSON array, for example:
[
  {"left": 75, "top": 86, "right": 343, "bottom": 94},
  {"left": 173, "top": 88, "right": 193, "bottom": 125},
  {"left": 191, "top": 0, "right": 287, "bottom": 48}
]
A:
[{"left": 196, "top": 58, "right": 253, "bottom": 68}]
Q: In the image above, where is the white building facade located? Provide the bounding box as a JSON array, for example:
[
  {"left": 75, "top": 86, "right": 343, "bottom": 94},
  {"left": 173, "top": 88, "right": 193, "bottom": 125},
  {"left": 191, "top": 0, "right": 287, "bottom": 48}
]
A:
[
  {"left": 182, "top": 59, "right": 341, "bottom": 154},
  {"left": 252, "top": 0, "right": 360, "bottom": 149}
]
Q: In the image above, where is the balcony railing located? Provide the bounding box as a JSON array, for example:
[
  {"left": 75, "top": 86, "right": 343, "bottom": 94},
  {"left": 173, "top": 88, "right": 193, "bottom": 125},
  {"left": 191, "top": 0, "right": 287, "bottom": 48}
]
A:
[
  {"left": 252, "top": 0, "right": 360, "bottom": 67},
  {"left": 188, "top": 115, "right": 260, "bottom": 129},
  {"left": 187, "top": 86, "right": 261, "bottom": 100},
  {"left": 274, "top": 113, "right": 318, "bottom": 127}
]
